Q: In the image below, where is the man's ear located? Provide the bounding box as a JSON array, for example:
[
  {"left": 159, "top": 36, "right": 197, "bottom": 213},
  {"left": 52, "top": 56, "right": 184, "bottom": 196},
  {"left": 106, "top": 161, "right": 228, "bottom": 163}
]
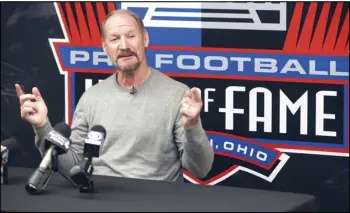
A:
[
  {"left": 144, "top": 30, "right": 149, "bottom": 48},
  {"left": 102, "top": 39, "right": 107, "bottom": 53}
]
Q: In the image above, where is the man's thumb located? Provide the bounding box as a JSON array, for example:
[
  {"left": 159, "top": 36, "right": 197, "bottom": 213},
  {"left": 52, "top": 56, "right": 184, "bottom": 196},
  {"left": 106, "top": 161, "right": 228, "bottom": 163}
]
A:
[{"left": 32, "top": 87, "right": 42, "bottom": 100}]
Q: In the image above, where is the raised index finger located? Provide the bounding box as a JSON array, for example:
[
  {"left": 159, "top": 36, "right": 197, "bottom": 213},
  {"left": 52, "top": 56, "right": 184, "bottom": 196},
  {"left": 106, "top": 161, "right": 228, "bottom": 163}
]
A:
[
  {"left": 191, "top": 87, "right": 201, "bottom": 102},
  {"left": 15, "top": 84, "right": 24, "bottom": 97}
]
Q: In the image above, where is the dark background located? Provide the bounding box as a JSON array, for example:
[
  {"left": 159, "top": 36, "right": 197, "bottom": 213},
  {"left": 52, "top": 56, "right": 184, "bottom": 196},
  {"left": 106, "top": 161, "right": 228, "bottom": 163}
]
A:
[{"left": 1, "top": 2, "right": 349, "bottom": 212}]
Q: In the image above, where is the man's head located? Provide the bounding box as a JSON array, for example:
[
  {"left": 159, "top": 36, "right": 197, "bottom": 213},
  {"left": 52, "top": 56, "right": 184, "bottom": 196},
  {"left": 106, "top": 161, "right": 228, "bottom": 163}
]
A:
[{"left": 101, "top": 10, "right": 149, "bottom": 73}]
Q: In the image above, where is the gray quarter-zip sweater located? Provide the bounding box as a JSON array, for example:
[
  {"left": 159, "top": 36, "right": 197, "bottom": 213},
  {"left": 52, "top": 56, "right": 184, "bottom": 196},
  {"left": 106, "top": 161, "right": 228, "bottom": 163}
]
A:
[{"left": 34, "top": 68, "right": 214, "bottom": 181}]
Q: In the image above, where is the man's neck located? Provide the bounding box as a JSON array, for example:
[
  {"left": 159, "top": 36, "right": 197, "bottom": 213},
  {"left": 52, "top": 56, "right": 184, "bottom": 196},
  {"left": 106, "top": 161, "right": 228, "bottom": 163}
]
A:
[{"left": 117, "top": 63, "right": 151, "bottom": 89}]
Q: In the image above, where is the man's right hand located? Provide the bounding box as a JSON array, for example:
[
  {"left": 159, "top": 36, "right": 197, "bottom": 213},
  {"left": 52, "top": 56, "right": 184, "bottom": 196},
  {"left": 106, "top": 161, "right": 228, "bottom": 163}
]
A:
[{"left": 15, "top": 84, "right": 48, "bottom": 128}]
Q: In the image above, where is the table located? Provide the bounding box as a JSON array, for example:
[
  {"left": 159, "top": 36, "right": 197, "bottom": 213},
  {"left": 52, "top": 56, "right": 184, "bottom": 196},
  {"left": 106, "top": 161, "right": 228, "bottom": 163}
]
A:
[{"left": 1, "top": 166, "right": 317, "bottom": 212}]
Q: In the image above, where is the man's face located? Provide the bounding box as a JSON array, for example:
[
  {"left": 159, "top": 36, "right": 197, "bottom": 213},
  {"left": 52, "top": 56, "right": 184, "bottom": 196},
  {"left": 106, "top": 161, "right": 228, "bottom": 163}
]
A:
[{"left": 102, "top": 12, "right": 149, "bottom": 73}]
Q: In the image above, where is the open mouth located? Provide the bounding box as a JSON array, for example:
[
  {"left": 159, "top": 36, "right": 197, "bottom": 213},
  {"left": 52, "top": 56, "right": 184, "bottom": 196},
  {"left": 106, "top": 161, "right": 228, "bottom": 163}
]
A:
[{"left": 118, "top": 54, "right": 135, "bottom": 60}]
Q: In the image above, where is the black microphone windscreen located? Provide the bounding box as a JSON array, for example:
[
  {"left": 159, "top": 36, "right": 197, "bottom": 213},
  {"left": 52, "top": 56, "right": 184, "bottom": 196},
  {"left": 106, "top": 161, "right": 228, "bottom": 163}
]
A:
[
  {"left": 54, "top": 122, "right": 71, "bottom": 138},
  {"left": 90, "top": 125, "right": 106, "bottom": 138},
  {"left": 45, "top": 122, "right": 72, "bottom": 154},
  {"left": 84, "top": 125, "right": 106, "bottom": 158}
]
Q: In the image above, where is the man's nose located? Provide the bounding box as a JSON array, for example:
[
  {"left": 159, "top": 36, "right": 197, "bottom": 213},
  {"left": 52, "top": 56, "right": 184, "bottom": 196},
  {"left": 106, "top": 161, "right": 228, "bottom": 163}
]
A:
[{"left": 119, "top": 36, "right": 127, "bottom": 49}]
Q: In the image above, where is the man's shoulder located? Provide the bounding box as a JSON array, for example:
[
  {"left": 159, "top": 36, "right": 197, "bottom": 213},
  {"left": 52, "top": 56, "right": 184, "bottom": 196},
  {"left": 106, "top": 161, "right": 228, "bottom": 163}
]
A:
[{"left": 151, "top": 68, "right": 190, "bottom": 93}]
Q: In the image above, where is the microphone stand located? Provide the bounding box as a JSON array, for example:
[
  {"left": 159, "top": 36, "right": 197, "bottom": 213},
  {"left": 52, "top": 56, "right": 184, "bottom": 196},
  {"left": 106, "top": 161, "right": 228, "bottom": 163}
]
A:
[
  {"left": 41, "top": 169, "right": 54, "bottom": 190},
  {"left": 79, "top": 157, "right": 95, "bottom": 193},
  {"left": 25, "top": 149, "right": 77, "bottom": 195},
  {"left": 51, "top": 149, "right": 78, "bottom": 188}
]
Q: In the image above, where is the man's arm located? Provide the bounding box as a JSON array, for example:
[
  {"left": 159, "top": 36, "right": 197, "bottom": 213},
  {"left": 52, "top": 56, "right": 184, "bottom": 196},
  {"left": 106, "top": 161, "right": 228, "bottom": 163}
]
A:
[
  {"left": 33, "top": 95, "right": 89, "bottom": 175},
  {"left": 174, "top": 86, "right": 214, "bottom": 178},
  {"left": 174, "top": 112, "right": 214, "bottom": 179}
]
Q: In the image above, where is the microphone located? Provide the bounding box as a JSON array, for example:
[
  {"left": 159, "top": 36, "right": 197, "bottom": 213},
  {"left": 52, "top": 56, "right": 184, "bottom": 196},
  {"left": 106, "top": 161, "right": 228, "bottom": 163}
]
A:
[
  {"left": 25, "top": 122, "right": 72, "bottom": 194},
  {"left": 69, "top": 125, "right": 106, "bottom": 193},
  {"left": 1, "top": 145, "right": 9, "bottom": 167},
  {"left": 130, "top": 86, "right": 137, "bottom": 95},
  {"left": 1, "top": 138, "right": 27, "bottom": 184},
  {"left": 1, "top": 145, "right": 9, "bottom": 184}
]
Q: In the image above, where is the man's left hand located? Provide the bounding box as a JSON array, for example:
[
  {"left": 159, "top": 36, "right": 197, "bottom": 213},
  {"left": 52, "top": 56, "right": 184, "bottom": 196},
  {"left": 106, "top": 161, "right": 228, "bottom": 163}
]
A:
[{"left": 180, "top": 88, "right": 202, "bottom": 129}]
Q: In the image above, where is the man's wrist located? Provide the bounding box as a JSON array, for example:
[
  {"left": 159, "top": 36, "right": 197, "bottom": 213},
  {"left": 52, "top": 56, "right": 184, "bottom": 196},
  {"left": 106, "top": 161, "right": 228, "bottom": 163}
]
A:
[
  {"left": 33, "top": 118, "right": 52, "bottom": 137},
  {"left": 185, "top": 118, "right": 202, "bottom": 133},
  {"left": 34, "top": 117, "right": 49, "bottom": 128},
  {"left": 184, "top": 116, "right": 200, "bottom": 130}
]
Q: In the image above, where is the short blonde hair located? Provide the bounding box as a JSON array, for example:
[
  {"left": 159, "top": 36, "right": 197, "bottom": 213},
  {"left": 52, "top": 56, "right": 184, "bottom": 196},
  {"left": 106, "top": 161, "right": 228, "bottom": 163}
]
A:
[{"left": 100, "top": 9, "right": 145, "bottom": 39}]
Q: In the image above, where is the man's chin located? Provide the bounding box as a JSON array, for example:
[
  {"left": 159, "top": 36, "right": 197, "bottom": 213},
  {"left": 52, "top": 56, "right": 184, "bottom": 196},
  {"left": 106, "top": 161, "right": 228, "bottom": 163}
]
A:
[
  {"left": 119, "top": 68, "right": 136, "bottom": 73},
  {"left": 117, "top": 64, "right": 140, "bottom": 73}
]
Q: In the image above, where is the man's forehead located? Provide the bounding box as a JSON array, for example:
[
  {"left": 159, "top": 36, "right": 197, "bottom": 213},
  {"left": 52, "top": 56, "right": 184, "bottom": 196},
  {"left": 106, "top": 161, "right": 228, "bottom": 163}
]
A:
[{"left": 104, "top": 11, "right": 138, "bottom": 28}]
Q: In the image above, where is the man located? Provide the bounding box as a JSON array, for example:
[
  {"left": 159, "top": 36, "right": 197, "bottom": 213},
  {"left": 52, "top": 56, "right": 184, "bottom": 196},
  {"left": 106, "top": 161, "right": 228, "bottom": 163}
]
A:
[{"left": 15, "top": 9, "right": 214, "bottom": 181}]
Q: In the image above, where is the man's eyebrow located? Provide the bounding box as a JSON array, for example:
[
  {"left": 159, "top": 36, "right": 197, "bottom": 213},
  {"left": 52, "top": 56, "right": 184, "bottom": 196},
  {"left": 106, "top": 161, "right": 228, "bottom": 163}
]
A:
[
  {"left": 108, "top": 28, "right": 136, "bottom": 36},
  {"left": 107, "top": 33, "right": 119, "bottom": 38},
  {"left": 127, "top": 29, "right": 136, "bottom": 33}
]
